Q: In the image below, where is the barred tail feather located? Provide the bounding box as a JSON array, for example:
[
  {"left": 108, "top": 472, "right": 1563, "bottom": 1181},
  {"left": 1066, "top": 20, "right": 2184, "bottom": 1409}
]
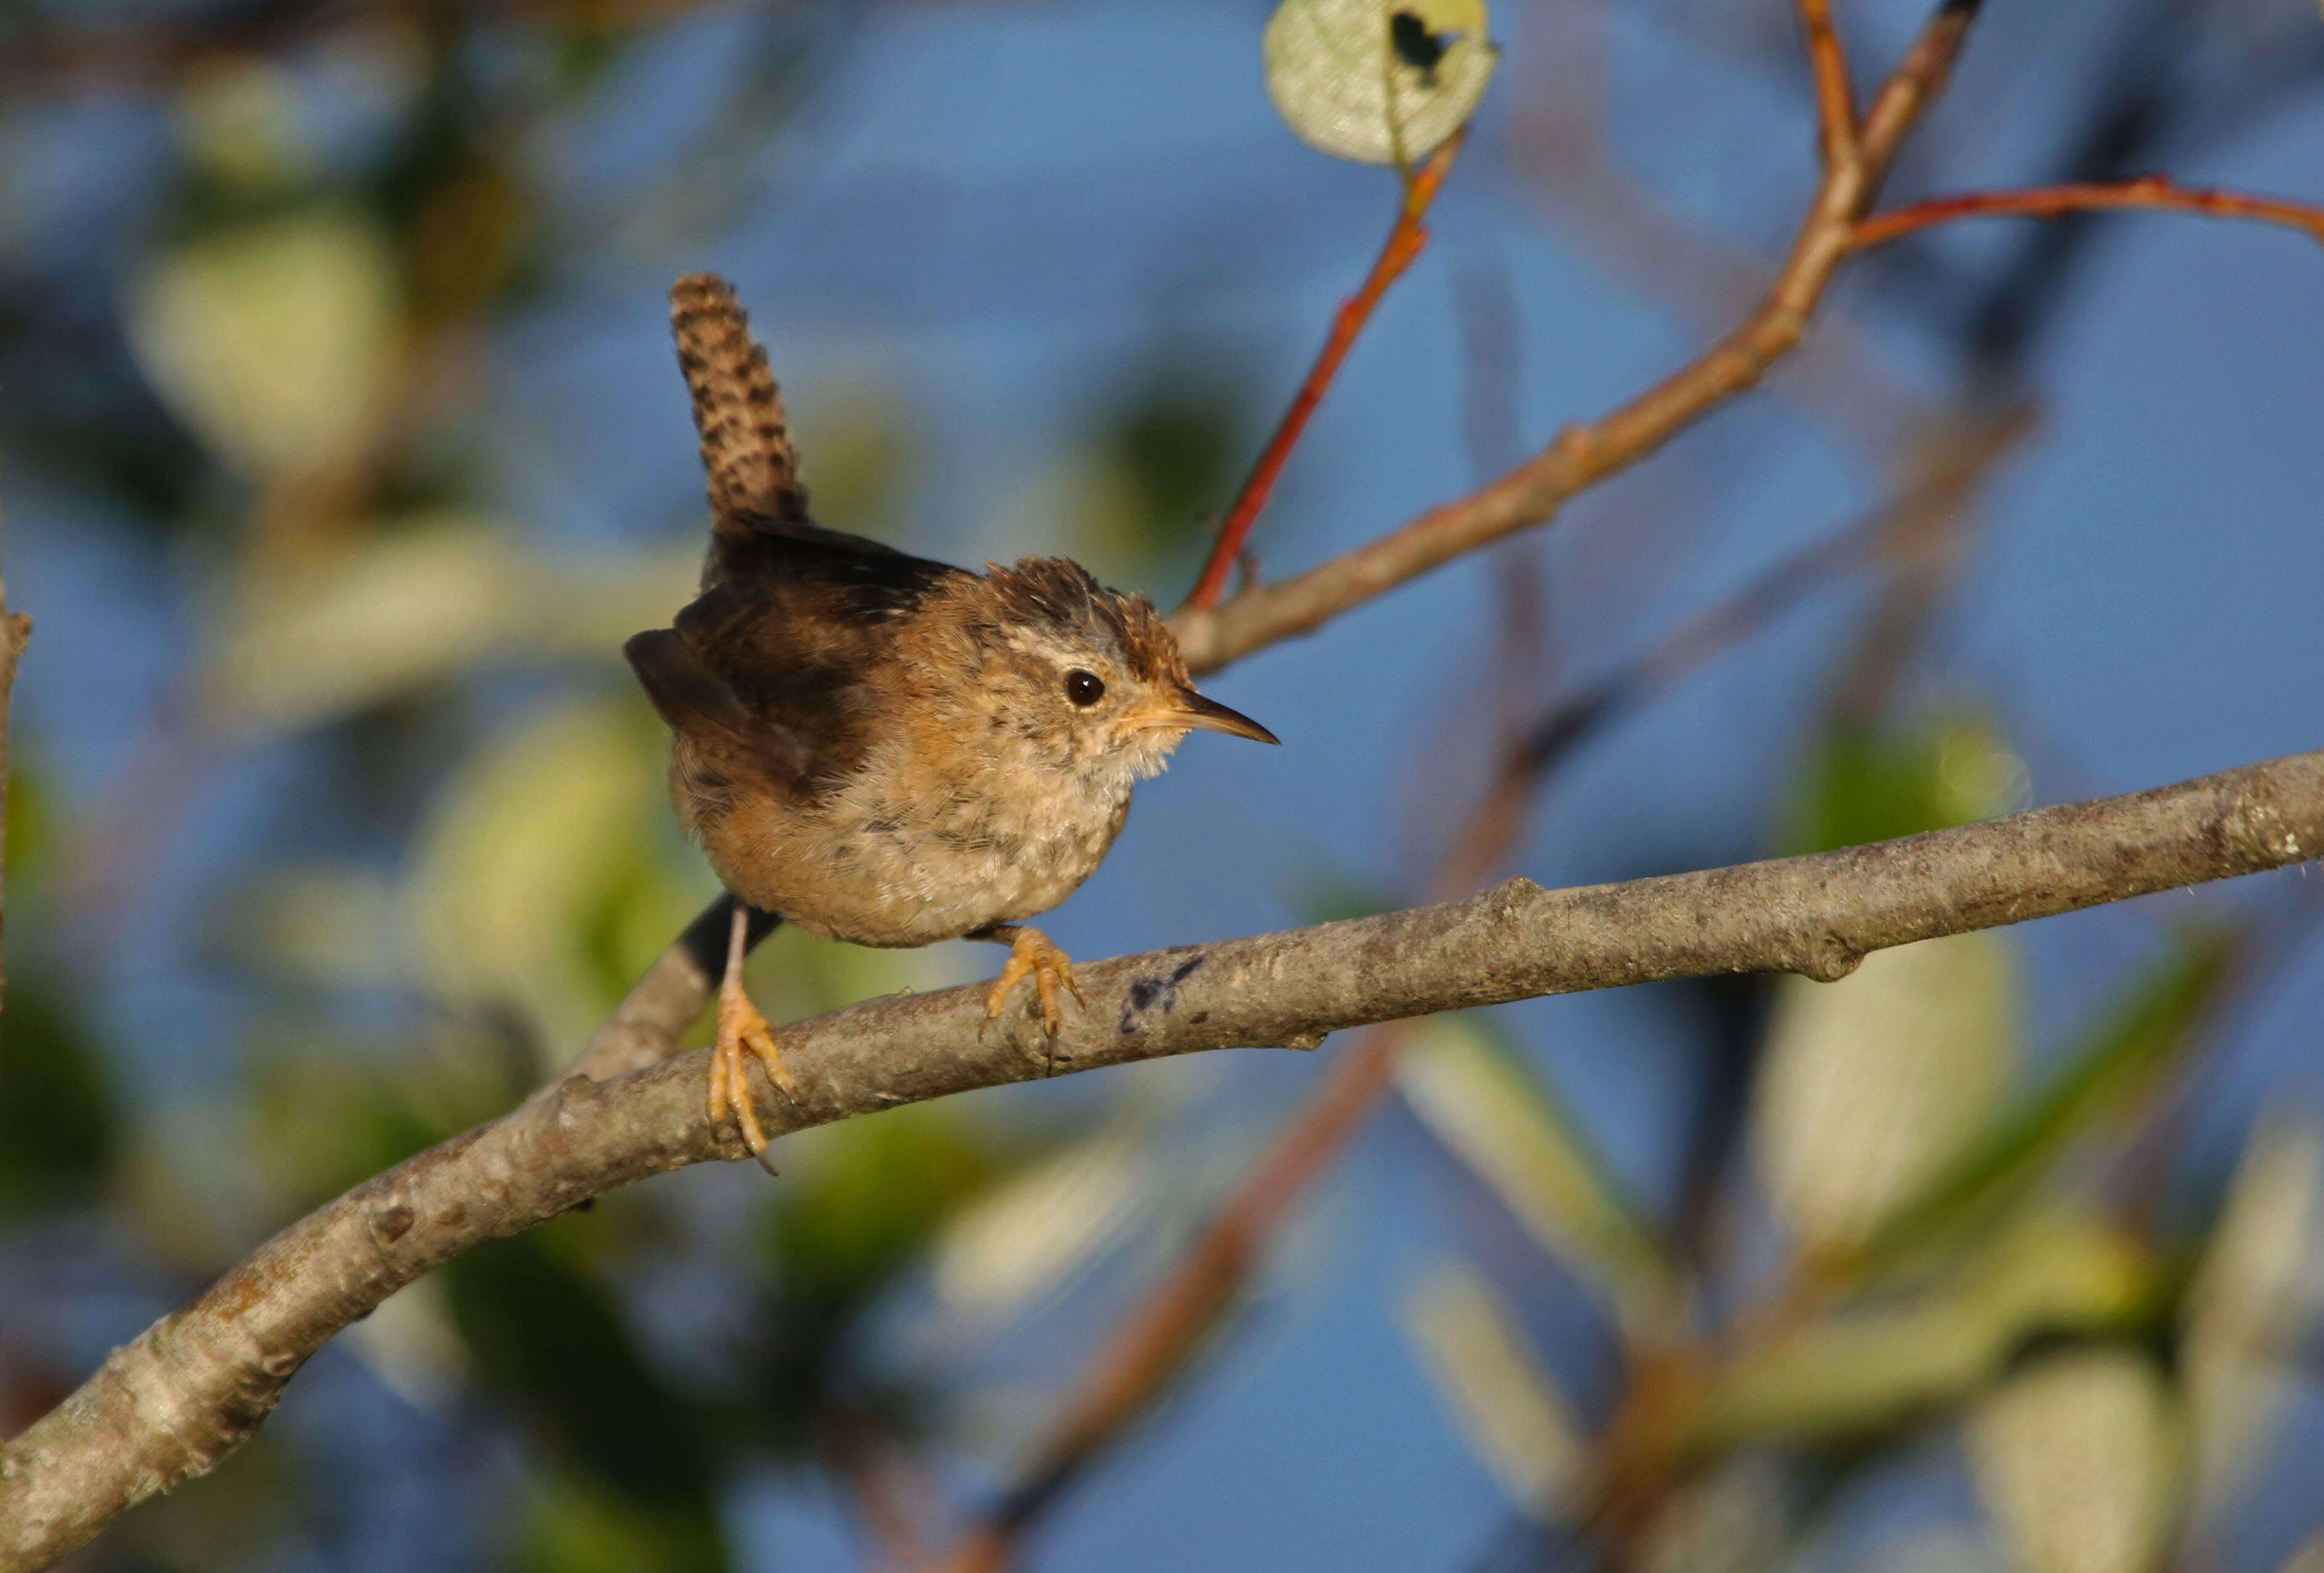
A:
[{"left": 670, "top": 272, "right": 809, "bottom": 569}]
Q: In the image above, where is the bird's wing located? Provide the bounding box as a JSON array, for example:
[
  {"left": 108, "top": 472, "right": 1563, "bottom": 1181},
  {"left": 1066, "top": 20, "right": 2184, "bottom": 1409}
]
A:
[
  {"left": 654, "top": 273, "right": 972, "bottom": 796},
  {"left": 630, "top": 529, "right": 966, "bottom": 800}
]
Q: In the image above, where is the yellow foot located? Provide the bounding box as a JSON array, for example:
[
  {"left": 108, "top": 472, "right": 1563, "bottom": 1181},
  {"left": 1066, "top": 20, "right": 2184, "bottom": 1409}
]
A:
[
  {"left": 708, "top": 976, "right": 799, "bottom": 1168},
  {"left": 981, "top": 924, "right": 1086, "bottom": 1041}
]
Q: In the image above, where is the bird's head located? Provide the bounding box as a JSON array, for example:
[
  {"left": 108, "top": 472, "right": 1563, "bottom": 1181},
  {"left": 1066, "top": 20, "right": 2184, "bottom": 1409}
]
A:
[{"left": 969, "top": 558, "right": 1277, "bottom": 780}]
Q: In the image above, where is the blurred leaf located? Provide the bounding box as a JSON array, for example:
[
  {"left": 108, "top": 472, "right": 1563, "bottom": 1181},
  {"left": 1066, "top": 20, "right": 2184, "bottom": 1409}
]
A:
[
  {"left": 201, "top": 518, "right": 700, "bottom": 735},
  {"left": 448, "top": 1223, "right": 722, "bottom": 1555},
  {"left": 216, "top": 862, "right": 405, "bottom": 989},
  {"left": 0, "top": 983, "right": 115, "bottom": 1212},
  {"left": 128, "top": 204, "right": 401, "bottom": 480},
  {"left": 1635, "top": 1455, "right": 1792, "bottom": 1573},
  {"left": 514, "top": 1461, "right": 722, "bottom": 1573},
  {"left": 789, "top": 379, "right": 919, "bottom": 539},
  {"left": 175, "top": 54, "right": 315, "bottom": 194},
  {"left": 769, "top": 1105, "right": 1000, "bottom": 1303},
  {"left": 749, "top": 1104, "right": 1007, "bottom": 1448},
  {"left": 407, "top": 697, "right": 669, "bottom": 1059},
  {"left": 928, "top": 1116, "right": 1154, "bottom": 1333},
  {"left": 1398, "top": 1018, "right": 1673, "bottom": 1329},
  {"left": 1966, "top": 1345, "right": 2186, "bottom": 1573},
  {"left": 245, "top": 1026, "right": 514, "bottom": 1212},
  {"left": 344, "top": 1273, "right": 470, "bottom": 1413},
  {"left": 2180, "top": 1114, "right": 2324, "bottom": 1521},
  {"left": 4, "top": 748, "right": 56, "bottom": 885},
  {"left": 203, "top": 516, "right": 517, "bottom": 733},
  {"left": 105, "top": 1429, "right": 302, "bottom": 1573},
  {"left": 1752, "top": 931, "right": 2020, "bottom": 1250},
  {"left": 1264, "top": 0, "right": 1499, "bottom": 167},
  {"left": 2280, "top": 1532, "right": 2324, "bottom": 1573},
  {"left": 1402, "top": 1260, "right": 1589, "bottom": 1519},
  {"left": 1849, "top": 937, "right": 2232, "bottom": 1276},
  {"left": 1292, "top": 869, "right": 1399, "bottom": 926},
  {"left": 1074, "top": 360, "right": 1253, "bottom": 580},
  {"left": 1691, "top": 1208, "right": 2153, "bottom": 1448},
  {"left": 1790, "top": 715, "right": 2028, "bottom": 856}
]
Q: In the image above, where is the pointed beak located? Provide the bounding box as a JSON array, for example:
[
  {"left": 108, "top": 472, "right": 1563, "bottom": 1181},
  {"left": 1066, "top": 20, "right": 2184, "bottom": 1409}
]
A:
[{"left": 1153, "top": 685, "right": 1280, "bottom": 745}]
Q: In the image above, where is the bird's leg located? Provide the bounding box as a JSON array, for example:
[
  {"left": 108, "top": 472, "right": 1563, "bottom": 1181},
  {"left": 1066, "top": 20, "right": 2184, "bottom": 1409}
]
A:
[
  {"left": 709, "top": 900, "right": 799, "bottom": 1169},
  {"left": 975, "top": 924, "right": 1086, "bottom": 1051}
]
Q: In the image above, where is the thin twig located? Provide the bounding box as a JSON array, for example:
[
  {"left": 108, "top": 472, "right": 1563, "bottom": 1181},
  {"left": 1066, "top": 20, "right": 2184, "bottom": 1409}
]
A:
[
  {"left": 1797, "top": 0, "right": 1860, "bottom": 168},
  {"left": 1850, "top": 173, "right": 2324, "bottom": 252},
  {"left": 1167, "top": 0, "right": 1983, "bottom": 674},
  {"left": 1182, "top": 133, "right": 1465, "bottom": 611}
]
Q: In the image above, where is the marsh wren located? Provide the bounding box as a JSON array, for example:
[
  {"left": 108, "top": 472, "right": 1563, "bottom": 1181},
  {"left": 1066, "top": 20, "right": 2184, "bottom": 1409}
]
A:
[{"left": 626, "top": 274, "right": 1277, "bottom": 1162}]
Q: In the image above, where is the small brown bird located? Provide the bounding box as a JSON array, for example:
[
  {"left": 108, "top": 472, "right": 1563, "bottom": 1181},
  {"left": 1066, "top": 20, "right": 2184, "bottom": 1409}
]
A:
[{"left": 627, "top": 275, "right": 1277, "bottom": 1162}]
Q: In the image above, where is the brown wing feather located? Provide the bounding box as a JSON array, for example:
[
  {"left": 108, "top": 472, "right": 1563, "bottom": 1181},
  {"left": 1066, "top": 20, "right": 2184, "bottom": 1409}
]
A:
[{"left": 667, "top": 542, "right": 963, "bottom": 794}]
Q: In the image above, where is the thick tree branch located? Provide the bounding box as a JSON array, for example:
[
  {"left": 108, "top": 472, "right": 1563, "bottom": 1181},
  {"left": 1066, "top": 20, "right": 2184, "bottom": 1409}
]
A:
[{"left": 5, "top": 747, "right": 2323, "bottom": 1566}]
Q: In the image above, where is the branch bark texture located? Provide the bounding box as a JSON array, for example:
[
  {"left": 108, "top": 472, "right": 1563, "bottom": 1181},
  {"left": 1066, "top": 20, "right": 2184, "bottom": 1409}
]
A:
[{"left": 5, "top": 748, "right": 2322, "bottom": 1567}]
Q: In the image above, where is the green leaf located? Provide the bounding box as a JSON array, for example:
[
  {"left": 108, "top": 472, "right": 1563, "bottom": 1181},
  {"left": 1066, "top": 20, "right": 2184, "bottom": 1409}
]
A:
[
  {"left": 513, "top": 1459, "right": 725, "bottom": 1573},
  {"left": 198, "top": 517, "right": 698, "bottom": 737},
  {"left": 1846, "top": 935, "right": 2233, "bottom": 1277},
  {"left": 1397, "top": 1019, "right": 1674, "bottom": 1330},
  {"left": 202, "top": 518, "right": 523, "bottom": 735},
  {"left": 1967, "top": 1345, "right": 2188, "bottom": 1573},
  {"left": 406, "top": 698, "right": 665, "bottom": 1058},
  {"left": 1401, "top": 1260, "right": 1589, "bottom": 1517},
  {"left": 767, "top": 1104, "right": 1001, "bottom": 1303},
  {"left": 1263, "top": 0, "right": 1499, "bottom": 167},
  {"left": 1787, "top": 714, "right": 2027, "bottom": 856},
  {"left": 0, "top": 985, "right": 117, "bottom": 1212},
  {"left": 127, "top": 203, "right": 401, "bottom": 479},
  {"left": 448, "top": 1222, "right": 722, "bottom": 1555},
  {"left": 743, "top": 1104, "right": 1013, "bottom": 1449},
  {"left": 2180, "top": 1114, "right": 2324, "bottom": 1519},
  {"left": 1752, "top": 930, "right": 2021, "bottom": 1250},
  {"left": 1690, "top": 1207, "right": 2153, "bottom": 1449}
]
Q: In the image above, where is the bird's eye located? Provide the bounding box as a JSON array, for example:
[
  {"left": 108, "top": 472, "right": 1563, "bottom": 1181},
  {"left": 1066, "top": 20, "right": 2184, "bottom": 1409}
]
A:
[{"left": 1064, "top": 669, "right": 1105, "bottom": 706}]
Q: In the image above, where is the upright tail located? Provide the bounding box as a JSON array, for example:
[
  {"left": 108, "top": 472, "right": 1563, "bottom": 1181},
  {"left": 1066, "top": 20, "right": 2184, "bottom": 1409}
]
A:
[{"left": 669, "top": 273, "right": 810, "bottom": 573}]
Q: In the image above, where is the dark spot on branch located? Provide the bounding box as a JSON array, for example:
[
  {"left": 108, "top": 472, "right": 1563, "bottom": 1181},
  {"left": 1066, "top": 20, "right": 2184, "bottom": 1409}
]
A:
[
  {"left": 370, "top": 1203, "right": 414, "bottom": 1244},
  {"left": 1119, "top": 954, "right": 1206, "bottom": 1032}
]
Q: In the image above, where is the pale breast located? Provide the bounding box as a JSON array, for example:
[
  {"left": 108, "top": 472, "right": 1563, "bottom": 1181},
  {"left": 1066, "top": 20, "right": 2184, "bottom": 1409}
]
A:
[{"left": 694, "top": 741, "right": 1135, "bottom": 948}]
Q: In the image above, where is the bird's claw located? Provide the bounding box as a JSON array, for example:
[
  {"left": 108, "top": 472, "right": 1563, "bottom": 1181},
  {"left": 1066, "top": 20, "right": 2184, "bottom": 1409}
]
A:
[
  {"left": 984, "top": 927, "right": 1084, "bottom": 1042},
  {"left": 709, "top": 980, "right": 797, "bottom": 1172}
]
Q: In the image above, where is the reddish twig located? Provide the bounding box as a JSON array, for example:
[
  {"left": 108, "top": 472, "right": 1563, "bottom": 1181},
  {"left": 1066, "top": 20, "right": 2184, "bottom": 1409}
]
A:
[
  {"left": 1182, "top": 134, "right": 1466, "bottom": 611},
  {"left": 1165, "top": 0, "right": 1987, "bottom": 675},
  {"left": 1850, "top": 173, "right": 2324, "bottom": 252},
  {"left": 1797, "top": 0, "right": 1860, "bottom": 168}
]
